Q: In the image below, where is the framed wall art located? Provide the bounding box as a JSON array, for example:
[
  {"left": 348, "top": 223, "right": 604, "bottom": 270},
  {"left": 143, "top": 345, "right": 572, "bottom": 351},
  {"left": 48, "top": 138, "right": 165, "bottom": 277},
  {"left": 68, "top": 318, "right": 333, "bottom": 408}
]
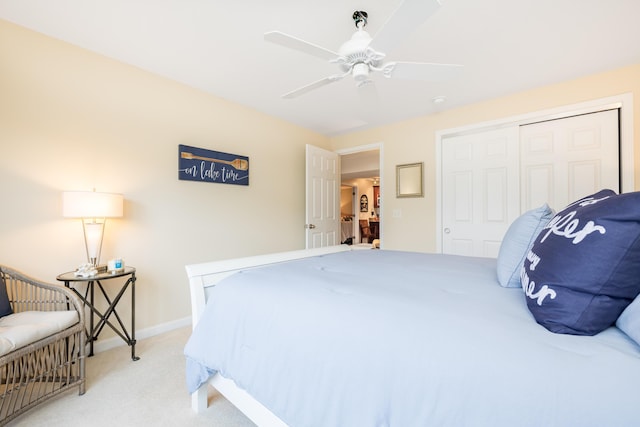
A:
[
  {"left": 360, "top": 194, "right": 368, "bottom": 212},
  {"left": 178, "top": 144, "right": 249, "bottom": 186},
  {"left": 396, "top": 162, "right": 423, "bottom": 198}
]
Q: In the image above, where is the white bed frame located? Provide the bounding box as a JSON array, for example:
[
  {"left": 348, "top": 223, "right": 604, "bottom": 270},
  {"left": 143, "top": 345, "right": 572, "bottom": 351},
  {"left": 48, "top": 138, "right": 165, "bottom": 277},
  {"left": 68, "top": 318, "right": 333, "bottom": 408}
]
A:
[{"left": 185, "top": 244, "right": 352, "bottom": 426}]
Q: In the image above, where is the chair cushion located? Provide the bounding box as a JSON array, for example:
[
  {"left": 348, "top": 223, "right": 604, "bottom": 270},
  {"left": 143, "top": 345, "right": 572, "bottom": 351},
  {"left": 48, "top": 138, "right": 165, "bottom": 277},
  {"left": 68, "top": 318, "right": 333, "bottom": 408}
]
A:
[
  {"left": 0, "top": 275, "right": 12, "bottom": 318},
  {"left": 0, "top": 310, "right": 79, "bottom": 356}
]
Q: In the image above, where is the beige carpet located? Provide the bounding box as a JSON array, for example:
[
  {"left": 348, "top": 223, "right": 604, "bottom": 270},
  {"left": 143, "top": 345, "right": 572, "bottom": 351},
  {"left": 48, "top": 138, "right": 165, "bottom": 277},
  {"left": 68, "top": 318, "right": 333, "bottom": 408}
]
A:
[{"left": 7, "top": 327, "right": 257, "bottom": 427}]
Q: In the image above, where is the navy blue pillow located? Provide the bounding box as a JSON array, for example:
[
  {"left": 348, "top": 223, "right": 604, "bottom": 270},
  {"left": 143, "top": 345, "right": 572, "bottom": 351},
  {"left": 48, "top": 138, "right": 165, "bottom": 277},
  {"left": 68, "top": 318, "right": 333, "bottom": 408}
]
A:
[
  {"left": 522, "top": 189, "right": 640, "bottom": 335},
  {"left": 0, "top": 274, "right": 13, "bottom": 318}
]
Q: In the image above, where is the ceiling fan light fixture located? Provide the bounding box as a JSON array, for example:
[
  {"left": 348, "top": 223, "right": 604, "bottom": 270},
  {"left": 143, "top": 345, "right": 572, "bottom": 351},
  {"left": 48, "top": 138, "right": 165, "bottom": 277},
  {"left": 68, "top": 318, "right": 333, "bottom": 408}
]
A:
[{"left": 352, "top": 63, "right": 370, "bottom": 82}]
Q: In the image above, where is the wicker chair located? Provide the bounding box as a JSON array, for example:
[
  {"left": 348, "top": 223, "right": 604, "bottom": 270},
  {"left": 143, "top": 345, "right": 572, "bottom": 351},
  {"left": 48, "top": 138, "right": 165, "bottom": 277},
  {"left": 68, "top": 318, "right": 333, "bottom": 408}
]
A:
[{"left": 0, "top": 265, "right": 85, "bottom": 424}]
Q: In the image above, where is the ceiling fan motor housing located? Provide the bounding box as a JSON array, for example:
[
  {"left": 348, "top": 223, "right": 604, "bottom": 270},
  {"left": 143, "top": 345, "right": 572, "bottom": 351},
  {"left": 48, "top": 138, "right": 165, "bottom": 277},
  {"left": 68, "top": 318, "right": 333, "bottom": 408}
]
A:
[
  {"left": 338, "top": 29, "right": 383, "bottom": 73},
  {"left": 339, "top": 29, "right": 372, "bottom": 57}
]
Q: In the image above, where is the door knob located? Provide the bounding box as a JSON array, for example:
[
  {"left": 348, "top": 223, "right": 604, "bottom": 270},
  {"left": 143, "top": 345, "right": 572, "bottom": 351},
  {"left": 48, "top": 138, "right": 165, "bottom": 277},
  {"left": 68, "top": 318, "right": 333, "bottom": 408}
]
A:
[
  {"left": 306, "top": 224, "right": 316, "bottom": 229},
  {"left": 444, "top": 228, "right": 451, "bottom": 234}
]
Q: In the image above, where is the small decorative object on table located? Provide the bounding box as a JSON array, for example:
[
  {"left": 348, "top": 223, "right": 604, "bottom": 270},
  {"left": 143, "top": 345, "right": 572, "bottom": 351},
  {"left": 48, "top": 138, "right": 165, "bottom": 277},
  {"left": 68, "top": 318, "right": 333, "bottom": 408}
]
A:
[
  {"left": 107, "top": 258, "right": 125, "bottom": 274},
  {"left": 74, "top": 263, "right": 98, "bottom": 278}
]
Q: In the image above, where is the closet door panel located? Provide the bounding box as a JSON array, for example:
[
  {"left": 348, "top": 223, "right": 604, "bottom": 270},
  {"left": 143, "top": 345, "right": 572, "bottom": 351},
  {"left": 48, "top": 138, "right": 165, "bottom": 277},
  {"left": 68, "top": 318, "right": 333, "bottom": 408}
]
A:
[
  {"left": 441, "top": 127, "right": 520, "bottom": 257},
  {"left": 569, "top": 160, "right": 602, "bottom": 201},
  {"left": 522, "top": 164, "right": 554, "bottom": 209},
  {"left": 520, "top": 109, "right": 619, "bottom": 211},
  {"left": 452, "top": 171, "right": 473, "bottom": 222},
  {"left": 485, "top": 167, "right": 509, "bottom": 222}
]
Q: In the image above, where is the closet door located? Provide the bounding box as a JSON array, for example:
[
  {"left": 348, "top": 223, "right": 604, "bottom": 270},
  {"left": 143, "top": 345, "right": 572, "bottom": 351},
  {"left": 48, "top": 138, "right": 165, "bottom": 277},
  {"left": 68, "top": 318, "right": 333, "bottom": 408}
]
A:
[
  {"left": 441, "top": 127, "right": 520, "bottom": 257},
  {"left": 520, "top": 109, "right": 620, "bottom": 211},
  {"left": 440, "top": 108, "right": 621, "bottom": 256}
]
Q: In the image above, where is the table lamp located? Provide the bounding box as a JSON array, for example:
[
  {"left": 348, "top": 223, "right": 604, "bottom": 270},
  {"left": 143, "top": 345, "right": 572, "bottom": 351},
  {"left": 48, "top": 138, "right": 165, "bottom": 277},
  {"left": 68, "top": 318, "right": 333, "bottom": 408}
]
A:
[{"left": 63, "top": 190, "right": 124, "bottom": 267}]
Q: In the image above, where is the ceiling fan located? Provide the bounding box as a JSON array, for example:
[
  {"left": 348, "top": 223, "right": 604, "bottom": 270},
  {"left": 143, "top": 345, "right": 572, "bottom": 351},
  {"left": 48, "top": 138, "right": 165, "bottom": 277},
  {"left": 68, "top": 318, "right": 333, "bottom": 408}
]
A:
[{"left": 264, "top": 0, "right": 463, "bottom": 99}]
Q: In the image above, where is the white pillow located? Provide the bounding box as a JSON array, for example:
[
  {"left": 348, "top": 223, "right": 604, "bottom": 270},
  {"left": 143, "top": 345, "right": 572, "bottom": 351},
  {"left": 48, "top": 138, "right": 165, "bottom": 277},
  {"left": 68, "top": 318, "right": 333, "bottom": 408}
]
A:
[{"left": 496, "top": 204, "right": 554, "bottom": 288}]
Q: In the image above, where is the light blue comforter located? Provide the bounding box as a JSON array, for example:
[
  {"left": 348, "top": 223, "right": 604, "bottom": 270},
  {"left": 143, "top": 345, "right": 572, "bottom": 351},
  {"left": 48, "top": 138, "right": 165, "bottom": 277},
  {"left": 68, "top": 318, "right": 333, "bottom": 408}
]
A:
[{"left": 184, "top": 250, "right": 640, "bottom": 427}]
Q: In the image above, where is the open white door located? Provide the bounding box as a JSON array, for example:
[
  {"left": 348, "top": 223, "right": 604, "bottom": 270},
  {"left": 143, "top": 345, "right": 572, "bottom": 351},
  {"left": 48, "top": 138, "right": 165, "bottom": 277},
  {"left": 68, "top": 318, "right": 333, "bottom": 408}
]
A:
[{"left": 305, "top": 144, "right": 340, "bottom": 249}]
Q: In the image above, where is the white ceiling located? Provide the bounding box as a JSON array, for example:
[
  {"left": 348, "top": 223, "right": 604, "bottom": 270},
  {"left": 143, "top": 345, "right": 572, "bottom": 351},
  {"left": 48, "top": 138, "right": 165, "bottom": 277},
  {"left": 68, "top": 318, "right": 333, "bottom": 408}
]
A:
[
  {"left": 341, "top": 150, "right": 380, "bottom": 181},
  {"left": 2, "top": 0, "right": 640, "bottom": 137}
]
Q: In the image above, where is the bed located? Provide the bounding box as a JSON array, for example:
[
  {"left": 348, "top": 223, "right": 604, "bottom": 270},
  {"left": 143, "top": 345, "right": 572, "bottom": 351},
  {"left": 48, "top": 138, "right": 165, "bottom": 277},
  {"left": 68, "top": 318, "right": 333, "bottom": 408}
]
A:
[{"left": 184, "top": 190, "right": 640, "bottom": 427}]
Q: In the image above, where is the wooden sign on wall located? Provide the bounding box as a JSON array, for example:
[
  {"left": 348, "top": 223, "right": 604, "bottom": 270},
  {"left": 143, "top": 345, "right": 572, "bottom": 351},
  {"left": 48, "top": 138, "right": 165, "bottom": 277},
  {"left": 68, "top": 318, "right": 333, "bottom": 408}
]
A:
[{"left": 178, "top": 144, "right": 249, "bottom": 186}]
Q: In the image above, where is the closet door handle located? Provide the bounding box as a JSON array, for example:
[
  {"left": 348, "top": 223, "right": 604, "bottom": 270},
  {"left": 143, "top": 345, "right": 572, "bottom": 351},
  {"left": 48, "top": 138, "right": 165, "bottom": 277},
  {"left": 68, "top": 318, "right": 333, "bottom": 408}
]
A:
[{"left": 306, "top": 224, "right": 316, "bottom": 229}]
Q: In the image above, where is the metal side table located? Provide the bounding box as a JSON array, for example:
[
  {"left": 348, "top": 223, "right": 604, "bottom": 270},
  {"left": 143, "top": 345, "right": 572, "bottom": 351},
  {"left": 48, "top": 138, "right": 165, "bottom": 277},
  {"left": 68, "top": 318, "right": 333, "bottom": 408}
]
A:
[{"left": 57, "top": 267, "right": 139, "bottom": 361}]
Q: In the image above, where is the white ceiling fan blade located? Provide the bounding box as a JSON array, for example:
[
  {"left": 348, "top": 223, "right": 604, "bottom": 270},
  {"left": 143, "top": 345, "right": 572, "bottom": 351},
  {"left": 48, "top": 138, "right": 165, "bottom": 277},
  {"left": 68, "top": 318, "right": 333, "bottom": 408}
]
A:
[
  {"left": 264, "top": 31, "right": 339, "bottom": 61},
  {"left": 281, "top": 75, "right": 346, "bottom": 99},
  {"left": 372, "top": 0, "right": 443, "bottom": 55},
  {"left": 384, "top": 62, "right": 463, "bottom": 81}
]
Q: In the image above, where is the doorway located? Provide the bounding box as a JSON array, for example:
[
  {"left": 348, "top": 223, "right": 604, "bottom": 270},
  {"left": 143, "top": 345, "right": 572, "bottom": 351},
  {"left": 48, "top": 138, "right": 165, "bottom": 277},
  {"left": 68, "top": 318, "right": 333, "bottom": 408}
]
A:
[{"left": 338, "top": 144, "right": 382, "bottom": 247}]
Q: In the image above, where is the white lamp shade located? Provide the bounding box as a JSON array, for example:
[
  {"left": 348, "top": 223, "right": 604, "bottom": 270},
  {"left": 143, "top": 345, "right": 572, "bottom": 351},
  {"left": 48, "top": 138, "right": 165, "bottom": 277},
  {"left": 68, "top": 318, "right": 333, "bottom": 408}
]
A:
[{"left": 63, "top": 191, "right": 124, "bottom": 218}]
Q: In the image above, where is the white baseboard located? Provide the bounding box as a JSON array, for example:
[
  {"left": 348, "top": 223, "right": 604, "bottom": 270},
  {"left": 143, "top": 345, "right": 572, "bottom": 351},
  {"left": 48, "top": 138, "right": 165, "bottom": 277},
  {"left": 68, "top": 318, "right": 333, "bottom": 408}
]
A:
[{"left": 91, "top": 316, "right": 192, "bottom": 354}]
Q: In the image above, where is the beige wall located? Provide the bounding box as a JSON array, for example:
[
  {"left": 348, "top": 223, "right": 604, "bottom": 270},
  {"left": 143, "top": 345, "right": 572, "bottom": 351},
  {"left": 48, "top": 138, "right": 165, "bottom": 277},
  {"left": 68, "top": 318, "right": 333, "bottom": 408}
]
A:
[
  {"left": 340, "top": 186, "right": 353, "bottom": 217},
  {"left": 330, "top": 64, "right": 640, "bottom": 253},
  {"left": 0, "top": 20, "right": 330, "bottom": 337}
]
